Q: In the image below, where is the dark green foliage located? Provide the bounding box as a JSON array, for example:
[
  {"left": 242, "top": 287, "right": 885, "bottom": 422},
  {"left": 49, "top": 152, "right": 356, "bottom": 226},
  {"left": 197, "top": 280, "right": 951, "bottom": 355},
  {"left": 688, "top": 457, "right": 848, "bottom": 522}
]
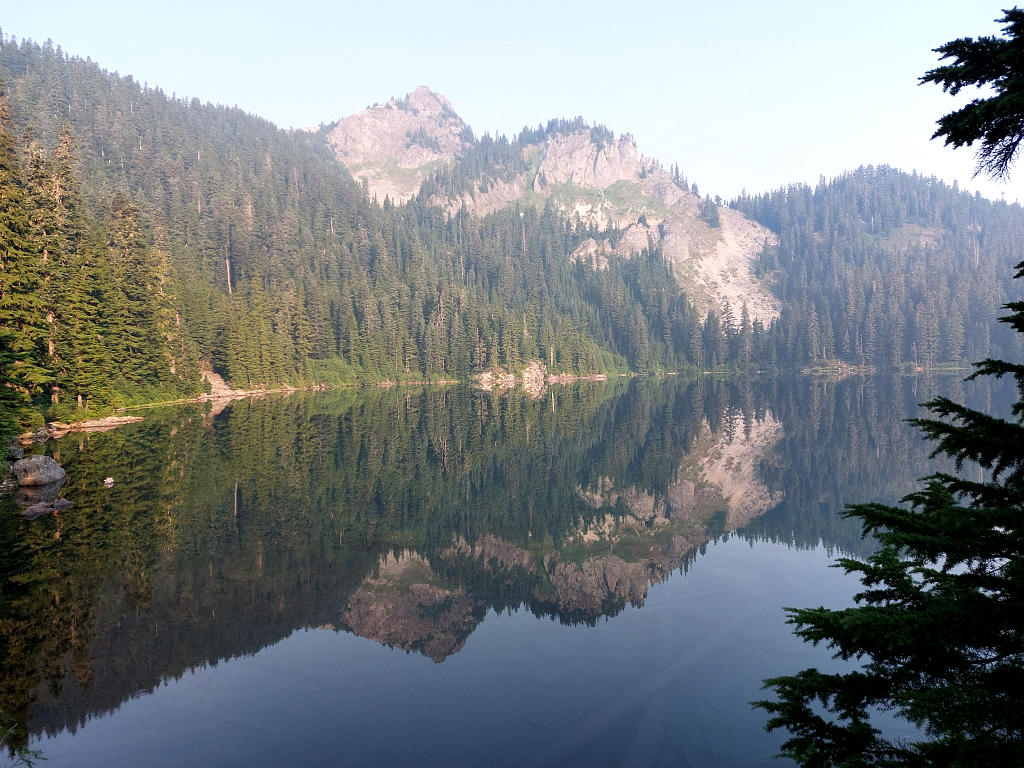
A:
[
  {"left": 755, "top": 278, "right": 1024, "bottom": 763},
  {"left": 699, "top": 196, "right": 720, "bottom": 228},
  {"left": 589, "top": 123, "right": 615, "bottom": 151},
  {"left": 0, "top": 711, "right": 42, "bottom": 767},
  {"left": 105, "top": 194, "right": 169, "bottom": 388},
  {"left": 0, "top": 76, "right": 201, "bottom": 422},
  {"left": 406, "top": 126, "right": 440, "bottom": 153},
  {"left": 0, "top": 85, "right": 48, "bottom": 404},
  {"left": 921, "top": 8, "right": 1024, "bottom": 179},
  {"left": 0, "top": 330, "right": 27, "bottom": 440}
]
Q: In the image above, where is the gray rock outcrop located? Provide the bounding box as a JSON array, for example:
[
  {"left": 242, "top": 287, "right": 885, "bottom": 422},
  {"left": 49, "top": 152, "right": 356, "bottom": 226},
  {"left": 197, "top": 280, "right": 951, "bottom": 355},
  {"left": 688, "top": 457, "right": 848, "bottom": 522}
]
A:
[{"left": 12, "top": 455, "right": 66, "bottom": 487}]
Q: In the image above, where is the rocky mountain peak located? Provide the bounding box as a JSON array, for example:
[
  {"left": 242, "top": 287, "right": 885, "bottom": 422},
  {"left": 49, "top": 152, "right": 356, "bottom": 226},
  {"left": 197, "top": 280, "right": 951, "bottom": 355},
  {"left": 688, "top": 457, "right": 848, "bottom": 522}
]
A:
[
  {"left": 322, "top": 86, "right": 470, "bottom": 203},
  {"left": 534, "top": 130, "right": 647, "bottom": 192},
  {"left": 402, "top": 85, "right": 455, "bottom": 114}
]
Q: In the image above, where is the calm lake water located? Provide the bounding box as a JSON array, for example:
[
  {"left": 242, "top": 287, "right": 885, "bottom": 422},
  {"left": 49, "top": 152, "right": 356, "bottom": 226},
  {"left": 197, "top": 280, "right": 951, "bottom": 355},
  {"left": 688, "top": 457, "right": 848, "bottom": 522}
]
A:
[{"left": 0, "top": 374, "right": 1006, "bottom": 767}]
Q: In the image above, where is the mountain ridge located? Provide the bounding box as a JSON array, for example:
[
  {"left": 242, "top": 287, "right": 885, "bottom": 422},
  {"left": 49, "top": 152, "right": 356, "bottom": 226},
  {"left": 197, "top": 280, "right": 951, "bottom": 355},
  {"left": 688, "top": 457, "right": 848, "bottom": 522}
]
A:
[
  {"left": 1, "top": 34, "right": 1022, "bottom": 430},
  {"left": 320, "top": 85, "right": 471, "bottom": 204}
]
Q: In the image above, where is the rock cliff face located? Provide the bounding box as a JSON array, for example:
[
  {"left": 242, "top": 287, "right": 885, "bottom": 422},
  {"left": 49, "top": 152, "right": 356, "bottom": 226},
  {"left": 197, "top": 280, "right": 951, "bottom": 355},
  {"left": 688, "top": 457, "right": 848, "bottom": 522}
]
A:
[
  {"left": 544, "top": 132, "right": 778, "bottom": 327},
  {"left": 321, "top": 92, "right": 779, "bottom": 325},
  {"left": 322, "top": 86, "right": 470, "bottom": 204},
  {"left": 535, "top": 133, "right": 658, "bottom": 197},
  {"left": 541, "top": 551, "right": 652, "bottom": 617}
]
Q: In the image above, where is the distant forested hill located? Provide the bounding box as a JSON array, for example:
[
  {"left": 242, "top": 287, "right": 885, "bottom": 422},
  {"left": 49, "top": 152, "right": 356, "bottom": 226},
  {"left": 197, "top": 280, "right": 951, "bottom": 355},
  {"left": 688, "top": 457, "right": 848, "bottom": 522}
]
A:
[{"left": 734, "top": 167, "right": 1024, "bottom": 367}]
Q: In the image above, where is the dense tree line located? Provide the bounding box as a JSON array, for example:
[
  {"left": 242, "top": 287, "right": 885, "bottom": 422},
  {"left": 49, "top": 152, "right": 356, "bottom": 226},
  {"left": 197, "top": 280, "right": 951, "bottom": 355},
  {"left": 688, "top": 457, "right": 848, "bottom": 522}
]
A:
[
  {"left": 734, "top": 167, "right": 1024, "bottom": 368},
  {"left": 0, "top": 83, "right": 198, "bottom": 422}
]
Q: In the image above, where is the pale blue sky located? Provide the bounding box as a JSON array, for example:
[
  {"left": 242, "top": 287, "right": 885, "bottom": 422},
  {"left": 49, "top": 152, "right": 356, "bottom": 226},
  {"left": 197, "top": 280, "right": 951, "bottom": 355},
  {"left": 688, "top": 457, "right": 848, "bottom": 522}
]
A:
[{"left": 3, "top": 1, "right": 1021, "bottom": 202}]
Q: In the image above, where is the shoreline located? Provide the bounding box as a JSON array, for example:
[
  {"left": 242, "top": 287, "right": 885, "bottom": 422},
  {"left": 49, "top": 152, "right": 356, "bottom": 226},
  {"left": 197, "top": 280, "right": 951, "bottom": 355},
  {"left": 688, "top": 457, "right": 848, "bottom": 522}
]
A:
[
  {"left": 26, "top": 373, "right": 605, "bottom": 439},
  {"left": 22, "top": 363, "right": 970, "bottom": 439},
  {"left": 21, "top": 383, "right": 334, "bottom": 442}
]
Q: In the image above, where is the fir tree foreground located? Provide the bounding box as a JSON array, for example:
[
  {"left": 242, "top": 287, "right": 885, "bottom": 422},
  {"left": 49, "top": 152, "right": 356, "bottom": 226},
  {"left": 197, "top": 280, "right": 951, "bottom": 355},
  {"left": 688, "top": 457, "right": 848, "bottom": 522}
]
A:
[{"left": 755, "top": 10, "right": 1024, "bottom": 766}]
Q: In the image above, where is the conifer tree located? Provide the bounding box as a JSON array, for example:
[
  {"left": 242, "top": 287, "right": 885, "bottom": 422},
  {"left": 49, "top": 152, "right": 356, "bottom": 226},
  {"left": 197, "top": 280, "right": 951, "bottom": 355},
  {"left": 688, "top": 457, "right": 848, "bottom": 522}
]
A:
[
  {"left": 922, "top": 8, "right": 1024, "bottom": 178},
  {"left": 0, "top": 82, "right": 49, "bottom": 401},
  {"left": 0, "top": 330, "right": 27, "bottom": 439},
  {"left": 107, "top": 193, "right": 166, "bottom": 386},
  {"left": 65, "top": 230, "right": 114, "bottom": 411}
]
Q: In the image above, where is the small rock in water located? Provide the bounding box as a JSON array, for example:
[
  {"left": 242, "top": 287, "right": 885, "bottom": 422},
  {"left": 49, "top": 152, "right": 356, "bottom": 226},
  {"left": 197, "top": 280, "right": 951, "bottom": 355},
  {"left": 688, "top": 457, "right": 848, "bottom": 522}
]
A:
[
  {"left": 104, "top": 477, "right": 114, "bottom": 487},
  {"left": 21, "top": 498, "right": 72, "bottom": 520}
]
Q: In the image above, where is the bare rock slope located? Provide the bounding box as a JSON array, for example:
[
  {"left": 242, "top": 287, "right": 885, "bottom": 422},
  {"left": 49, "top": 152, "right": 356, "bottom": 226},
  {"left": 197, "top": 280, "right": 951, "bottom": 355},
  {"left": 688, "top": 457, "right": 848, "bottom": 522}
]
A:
[{"left": 323, "top": 86, "right": 470, "bottom": 204}]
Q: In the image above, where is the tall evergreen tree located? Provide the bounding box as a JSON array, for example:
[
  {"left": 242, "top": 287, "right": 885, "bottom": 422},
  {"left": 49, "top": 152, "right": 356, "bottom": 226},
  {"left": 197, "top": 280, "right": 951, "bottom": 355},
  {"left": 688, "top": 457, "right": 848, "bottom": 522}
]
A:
[
  {"left": 107, "top": 193, "right": 166, "bottom": 386},
  {"left": 0, "top": 82, "right": 49, "bottom": 401},
  {"left": 921, "top": 8, "right": 1024, "bottom": 178}
]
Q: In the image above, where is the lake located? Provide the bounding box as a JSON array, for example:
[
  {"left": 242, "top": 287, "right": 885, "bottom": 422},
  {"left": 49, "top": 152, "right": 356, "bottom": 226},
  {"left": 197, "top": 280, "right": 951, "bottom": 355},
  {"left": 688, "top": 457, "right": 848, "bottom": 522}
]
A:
[{"left": 0, "top": 373, "right": 1003, "bottom": 767}]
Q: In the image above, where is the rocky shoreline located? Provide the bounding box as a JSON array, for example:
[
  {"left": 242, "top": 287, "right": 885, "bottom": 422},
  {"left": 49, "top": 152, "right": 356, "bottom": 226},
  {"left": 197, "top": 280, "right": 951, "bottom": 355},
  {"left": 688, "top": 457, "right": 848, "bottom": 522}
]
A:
[{"left": 476, "top": 360, "right": 607, "bottom": 398}]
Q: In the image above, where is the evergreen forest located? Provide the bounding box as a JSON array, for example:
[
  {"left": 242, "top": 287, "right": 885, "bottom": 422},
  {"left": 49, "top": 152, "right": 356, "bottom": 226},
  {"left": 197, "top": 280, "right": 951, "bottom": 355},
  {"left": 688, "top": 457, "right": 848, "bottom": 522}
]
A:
[{"left": 1, "top": 34, "right": 1022, "bottom": 435}]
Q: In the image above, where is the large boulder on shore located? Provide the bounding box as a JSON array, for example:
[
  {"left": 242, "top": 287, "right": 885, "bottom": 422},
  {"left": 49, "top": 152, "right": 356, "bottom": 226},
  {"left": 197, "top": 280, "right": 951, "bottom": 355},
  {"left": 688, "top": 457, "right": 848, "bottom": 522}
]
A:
[{"left": 12, "top": 455, "right": 66, "bottom": 487}]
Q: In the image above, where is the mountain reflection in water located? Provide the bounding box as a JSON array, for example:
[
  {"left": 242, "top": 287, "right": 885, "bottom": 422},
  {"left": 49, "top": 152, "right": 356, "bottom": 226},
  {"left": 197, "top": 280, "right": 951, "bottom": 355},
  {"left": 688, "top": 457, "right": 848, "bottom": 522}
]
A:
[{"left": 0, "top": 374, "right": 996, "bottom": 764}]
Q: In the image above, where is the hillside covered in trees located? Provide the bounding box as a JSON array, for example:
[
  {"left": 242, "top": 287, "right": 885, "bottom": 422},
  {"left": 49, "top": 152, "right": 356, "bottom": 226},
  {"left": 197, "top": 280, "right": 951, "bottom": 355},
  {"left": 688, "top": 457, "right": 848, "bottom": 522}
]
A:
[
  {"left": 733, "top": 167, "right": 1023, "bottom": 368},
  {"left": 1, "top": 34, "right": 1022, "bottom": 435}
]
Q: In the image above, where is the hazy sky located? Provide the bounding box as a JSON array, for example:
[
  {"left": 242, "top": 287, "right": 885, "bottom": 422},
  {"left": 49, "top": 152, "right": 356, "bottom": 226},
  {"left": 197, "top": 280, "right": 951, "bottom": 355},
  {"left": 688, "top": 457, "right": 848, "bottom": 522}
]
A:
[{"left": 3, "top": 1, "right": 1022, "bottom": 202}]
